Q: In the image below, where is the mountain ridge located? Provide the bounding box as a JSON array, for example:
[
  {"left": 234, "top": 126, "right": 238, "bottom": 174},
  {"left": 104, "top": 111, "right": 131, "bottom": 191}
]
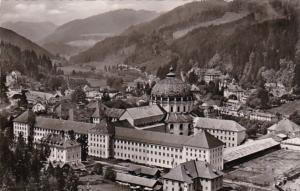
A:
[{"left": 0, "top": 27, "right": 52, "bottom": 57}]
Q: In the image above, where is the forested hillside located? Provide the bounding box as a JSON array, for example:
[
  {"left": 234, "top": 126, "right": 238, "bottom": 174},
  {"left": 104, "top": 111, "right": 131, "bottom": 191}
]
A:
[
  {"left": 70, "top": 0, "right": 300, "bottom": 89},
  {"left": 0, "top": 42, "right": 53, "bottom": 80}
]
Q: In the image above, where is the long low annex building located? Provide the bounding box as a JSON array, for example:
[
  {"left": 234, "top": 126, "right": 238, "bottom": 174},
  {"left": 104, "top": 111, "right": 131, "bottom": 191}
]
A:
[
  {"left": 223, "top": 138, "right": 280, "bottom": 169},
  {"left": 13, "top": 110, "right": 224, "bottom": 170}
]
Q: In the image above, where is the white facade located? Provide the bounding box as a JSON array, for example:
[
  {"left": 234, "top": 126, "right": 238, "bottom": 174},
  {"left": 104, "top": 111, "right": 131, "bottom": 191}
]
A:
[
  {"left": 48, "top": 143, "right": 81, "bottom": 163},
  {"left": 13, "top": 122, "right": 30, "bottom": 142},
  {"left": 194, "top": 118, "right": 246, "bottom": 148},
  {"left": 88, "top": 133, "right": 111, "bottom": 158},
  {"left": 250, "top": 112, "right": 277, "bottom": 122},
  {"left": 194, "top": 128, "right": 245, "bottom": 148},
  {"left": 163, "top": 177, "right": 223, "bottom": 191},
  {"left": 32, "top": 103, "right": 46, "bottom": 113},
  {"left": 163, "top": 160, "right": 223, "bottom": 191},
  {"left": 88, "top": 129, "right": 224, "bottom": 170}
]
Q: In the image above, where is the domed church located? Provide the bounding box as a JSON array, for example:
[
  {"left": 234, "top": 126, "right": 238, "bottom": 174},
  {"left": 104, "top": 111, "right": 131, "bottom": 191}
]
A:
[{"left": 151, "top": 67, "right": 194, "bottom": 135}]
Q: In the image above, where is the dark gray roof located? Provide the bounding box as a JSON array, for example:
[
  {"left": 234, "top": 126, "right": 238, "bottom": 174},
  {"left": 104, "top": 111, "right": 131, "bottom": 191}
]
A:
[
  {"left": 128, "top": 164, "right": 160, "bottom": 176},
  {"left": 165, "top": 113, "right": 193, "bottom": 123},
  {"left": 13, "top": 109, "right": 36, "bottom": 123},
  {"left": 42, "top": 134, "right": 80, "bottom": 148},
  {"left": 89, "top": 119, "right": 115, "bottom": 135},
  {"left": 151, "top": 71, "right": 191, "bottom": 98},
  {"left": 194, "top": 117, "right": 246, "bottom": 132},
  {"left": 163, "top": 160, "right": 223, "bottom": 182},
  {"left": 115, "top": 128, "right": 224, "bottom": 149},
  {"left": 91, "top": 102, "right": 125, "bottom": 119},
  {"left": 35, "top": 117, "right": 95, "bottom": 134}
]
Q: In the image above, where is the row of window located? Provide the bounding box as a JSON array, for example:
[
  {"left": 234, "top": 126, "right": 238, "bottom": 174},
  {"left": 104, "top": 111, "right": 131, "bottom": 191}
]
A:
[
  {"left": 115, "top": 140, "right": 181, "bottom": 152},
  {"left": 115, "top": 152, "right": 177, "bottom": 166}
]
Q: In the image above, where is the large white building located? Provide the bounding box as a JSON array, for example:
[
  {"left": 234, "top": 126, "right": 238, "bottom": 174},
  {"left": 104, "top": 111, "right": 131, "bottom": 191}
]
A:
[
  {"left": 150, "top": 67, "right": 194, "bottom": 135},
  {"left": 13, "top": 111, "right": 224, "bottom": 170},
  {"left": 194, "top": 118, "right": 246, "bottom": 148},
  {"left": 163, "top": 160, "right": 223, "bottom": 191},
  {"left": 89, "top": 118, "right": 224, "bottom": 170}
]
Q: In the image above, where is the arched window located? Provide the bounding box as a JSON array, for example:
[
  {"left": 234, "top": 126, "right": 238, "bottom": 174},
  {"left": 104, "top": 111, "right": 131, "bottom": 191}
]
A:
[
  {"left": 179, "top": 124, "right": 183, "bottom": 130},
  {"left": 183, "top": 106, "right": 186, "bottom": 112},
  {"left": 170, "top": 124, "right": 174, "bottom": 130},
  {"left": 177, "top": 106, "right": 180, "bottom": 112},
  {"left": 170, "top": 106, "right": 173, "bottom": 112}
]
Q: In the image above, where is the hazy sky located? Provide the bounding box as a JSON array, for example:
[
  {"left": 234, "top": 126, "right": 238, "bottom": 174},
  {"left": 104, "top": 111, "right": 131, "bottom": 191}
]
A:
[{"left": 0, "top": 0, "right": 197, "bottom": 25}]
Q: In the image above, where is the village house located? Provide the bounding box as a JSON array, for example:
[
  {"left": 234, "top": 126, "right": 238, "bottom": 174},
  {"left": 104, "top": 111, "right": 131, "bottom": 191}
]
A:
[
  {"left": 281, "top": 137, "right": 300, "bottom": 151},
  {"left": 223, "top": 80, "right": 244, "bottom": 101},
  {"left": 194, "top": 118, "right": 246, "bottom": 148},
  {"left": 249, "top": 111, "right": 277, "bottom": 122},
  {"left": 91, "top": 102, "right": 125, "bottom": 123},
  {"left": 267, "top": 118, "right": 300, "bottom": 137},
  {"left": 32, "top": 102, "right": 46, "bottom": 113},
  {"left": 163, "top": 160, "right": 223, "bottom": 191},
  {"left": 204, "top": 69, "right": 222, "bottom": 84},
  {"left": 42, "top": 134, "right": 81, "bottom": 164}
]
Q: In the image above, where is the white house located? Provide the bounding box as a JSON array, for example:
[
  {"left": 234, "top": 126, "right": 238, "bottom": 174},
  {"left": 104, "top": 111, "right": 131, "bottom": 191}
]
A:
[
  {"left": 163, "top": 160, "right": 223, "bottom": 191},
  {"left": 32, "top": 102, "right": 46, "bottom": 113},
  {"left": 43, "top": 134, "right": 81, "bottom": 164},
  {"left": 249, "top": 111, "right": 277, "bottom": 122}
]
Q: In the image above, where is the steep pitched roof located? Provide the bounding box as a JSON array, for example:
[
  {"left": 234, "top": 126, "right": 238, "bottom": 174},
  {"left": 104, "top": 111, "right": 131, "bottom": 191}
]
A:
[
  {"left": 88, "top": 118, "right": 115, "bottom": 135},
  {"left": 268, "top": 118, "right": 300, "bottom": 133},
  {"left": 91, "top": 102, "right": 125, "bottom": 119},
  {"left": 163, "top": 160, "right": 223, "bottom": 183},
  {"left": 42, "top": 134, "right": 80, "bottom": 148},
  {"left": 186, "top": 131, "right": 224, "bottom": 148},
  {"left": 13, "top": 109, "right": 36, "bottom": 123},
  {"left": 194, "top": 117, "right": 246, "bottom": 132}
]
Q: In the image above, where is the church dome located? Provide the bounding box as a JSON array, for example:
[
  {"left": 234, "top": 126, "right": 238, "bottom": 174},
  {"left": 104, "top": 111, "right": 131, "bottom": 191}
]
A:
[{"left": 151, "top": 67, "right": 191, "bottom": 98}]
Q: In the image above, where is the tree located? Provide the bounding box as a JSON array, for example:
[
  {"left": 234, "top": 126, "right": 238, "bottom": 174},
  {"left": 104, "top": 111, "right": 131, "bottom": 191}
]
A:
[
  {"left": 289, "top": 111, "right": 300, "bottom": 125},
  {"left": 101, "top": 91, "right": 111, "bottom": 102},
  {"left": 71, "top": 88, "right": 86, "bottom": 104},
  {"left": 93, "top": 163, "right": 103, "bottom": 175},
  {"left": 187, "top": 71, "right": 198, "bottom": 84},
  {"left": 18, "top": 90, "right": 28, "bottom": 108},
  {"left": 0, "top": 71, "right": 9, "bottom": 104},
  {"left": 67, "top": 130, "right": 76, "bottom": 141},
  {"left": 104, "top": 167, "right": 116, "bottom": 181},
  {"left": 77, "top": 135, "right": 88, "bottom": 161}
]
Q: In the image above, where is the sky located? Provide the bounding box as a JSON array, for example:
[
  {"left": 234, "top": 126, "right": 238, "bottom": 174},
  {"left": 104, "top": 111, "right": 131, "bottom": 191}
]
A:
[{"left": 0, "top": 0, "right": 197, "bottom": 25}]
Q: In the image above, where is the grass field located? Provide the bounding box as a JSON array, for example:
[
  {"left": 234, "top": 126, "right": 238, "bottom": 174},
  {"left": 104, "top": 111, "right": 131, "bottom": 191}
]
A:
[
  {"left": 225, "top": 150, "right": 300, "bottom": 189},
  {"left": 268, "top": 100, "right": 300, "bottom": 116}
]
